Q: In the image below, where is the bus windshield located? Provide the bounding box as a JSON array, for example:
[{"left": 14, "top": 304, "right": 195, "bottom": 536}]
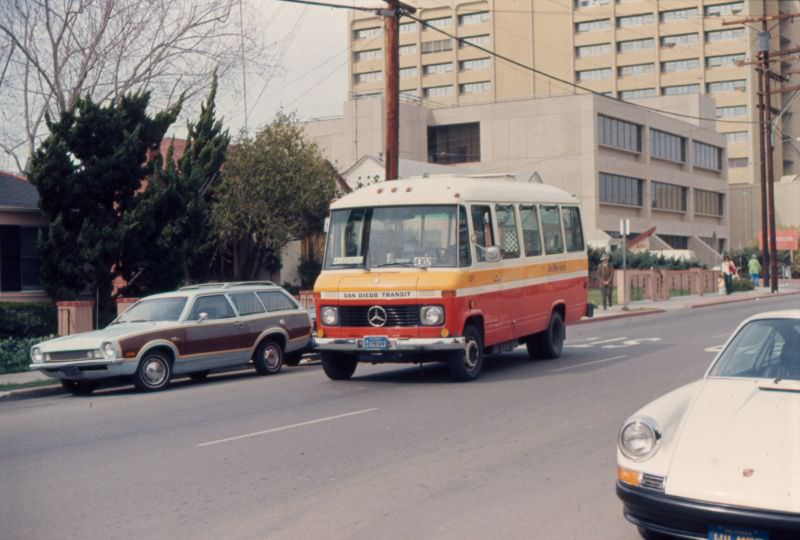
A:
[{"left": 323, "top": 205, "right": 468, "bottom": 269}]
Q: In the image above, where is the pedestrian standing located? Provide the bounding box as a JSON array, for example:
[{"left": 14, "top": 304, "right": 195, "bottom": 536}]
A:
[
  {"left": 722, "top": 255, "right": 737, "bottom": 295},
  {"left": 748, "top": 254, "right": 762, "bottom": 287},
  {"left": 597, "top": 254, "right": 614, "bottom": 310}
]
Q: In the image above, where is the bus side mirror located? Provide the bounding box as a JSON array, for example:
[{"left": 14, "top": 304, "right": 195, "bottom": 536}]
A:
[{"left": 485, "top": 246, "right": 501, "bottom": 263}]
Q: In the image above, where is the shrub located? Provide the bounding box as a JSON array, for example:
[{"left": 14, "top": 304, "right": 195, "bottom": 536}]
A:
[
  {"left": 281, "top": 282, "right": 300, "bottom": 296},
  {"left": 732, "top": 278, "right": 755, "bottom": 292},
  {"left": 0, "top": 302, "right": 57, "bottom": 339},
  {"left": 297, "top": 257, "right": 322, "bottom": 290},
  {"left": 589, "top": 247, "right": 705, "bottom": 272},
  {"left": 0, "top": 336, "right": 50, "bottom": 374}
]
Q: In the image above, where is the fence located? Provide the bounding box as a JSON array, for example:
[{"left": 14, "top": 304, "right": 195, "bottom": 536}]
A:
[{"left": 590, "top": 269, "right": 720, "bottom": 304}]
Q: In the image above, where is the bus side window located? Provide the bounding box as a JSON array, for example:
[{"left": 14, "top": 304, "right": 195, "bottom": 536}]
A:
[
  {"left": 470, "top": 205, "right": 495, "bottom": 262},
  {"left": 495, "top": 204, "right": 520, "bottom": 258},
  {"left": 541, "top": 206, "right": 564, "bottom": 255},
  {"left": 519, "top": 205, "right": 542, "bottom": 257},
  {"left": 562, "top": 206, "right": 585, "bottom": 252},
  {"left": 458, "top": 205, "right": 472, "bottom": 267}
]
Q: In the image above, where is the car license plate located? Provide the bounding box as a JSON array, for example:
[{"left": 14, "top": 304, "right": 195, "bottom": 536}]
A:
[
  {"left": 708, "top": 525, "right": 769, "bottom": 540},
  {"left": 363, "top": 336, "right": 389, "bottom": 351},
  {"left": 61, "top": 366, "right": 81, "bottom": 378}
]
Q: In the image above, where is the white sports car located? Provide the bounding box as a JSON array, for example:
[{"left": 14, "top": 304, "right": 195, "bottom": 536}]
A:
[{"left": 616, "top": 311, "right": 800, "bottom": 540}]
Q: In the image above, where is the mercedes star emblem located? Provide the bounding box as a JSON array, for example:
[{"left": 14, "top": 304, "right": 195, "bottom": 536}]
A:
[{"left": 367, "top": 305, "right": 388, "bottom": 327}]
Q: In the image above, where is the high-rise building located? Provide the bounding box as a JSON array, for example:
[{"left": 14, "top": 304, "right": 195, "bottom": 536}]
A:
[{"left": 348, "top": 1, "right": 800, "bottom": 245}]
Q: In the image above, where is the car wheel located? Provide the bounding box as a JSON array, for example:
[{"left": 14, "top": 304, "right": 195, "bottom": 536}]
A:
[
  {"left": 538, "top": 311, "right": 565, "bottom": 360},
  {"left": 190, "top": 371, "right": 210, "bottom": 382},
  {"left": 448, "top": 325, "right": 483, "bottom": 381},
  {"left": 284, "top": 352, "right": 302, "bottom": 366},
  {"left": 254, "top": 340, "right": 283, "bottom": 375},
  {"left": 133, "top": 351, "right": 172, "bottom": 392},
  {"left": 320, "top": 351, "right": 357, "bottom": 380},
  {"left": 637, "top": 526, "right": 671, "bottom": 540},
  {"left": 61, "top": 379, "right": 97, "bottom": 396}
]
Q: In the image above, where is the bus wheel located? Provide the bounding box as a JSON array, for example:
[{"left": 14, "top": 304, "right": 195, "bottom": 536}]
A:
[
  {"left": 538, "top": 311, "right": 565, "bottom": 360},
  {"left": 321, "top": 352, "right": 357, "bottom": 380},
  {"left": 449, "top": 325, "right": 483, "bottom": 381}
]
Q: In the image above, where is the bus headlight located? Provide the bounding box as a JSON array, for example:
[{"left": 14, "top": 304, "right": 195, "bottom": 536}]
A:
[
  {"left": 420, "top": 305, "right": 444, "bottom": 326},
  {"left": 321, "top": 306, "right": 339, "bottom": 326},
  {"left": 619, "top": 418, "right": 661, "bottom": 461}
]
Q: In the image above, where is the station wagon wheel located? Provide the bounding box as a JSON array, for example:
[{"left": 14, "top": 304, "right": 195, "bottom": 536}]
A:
[
  {"left": 133, "top": 351, "right": 172, "bottom": 392},
  {"left": 254, "top": 340, "right": 283, "bottom": 375},
  {"left": 61, "top": 379, "right": 97, "bottom": 396},
  {"left": 320, "top": 352, "right": 357, "bottom": 380},
  {"left": 448, "top": 325, "right": 483, "bottom": 381}
]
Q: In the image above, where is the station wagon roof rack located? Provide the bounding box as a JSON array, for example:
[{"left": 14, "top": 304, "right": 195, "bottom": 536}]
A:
[
  {"left": 178, "top": 281, "right": 276, "bottom": 291},
  {"left": 178, "top": 282, "right": 228, "bottom": 290},
  {"left": 223, "top": 281, "right": 276, "bottom": 288}
]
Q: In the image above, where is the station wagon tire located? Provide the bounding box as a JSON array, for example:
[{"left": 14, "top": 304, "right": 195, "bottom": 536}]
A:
[
  {"left": 133, "top": 351, "right": 172, "bottom": 392},
  {"left": 449, "top": 325, "right": 483, "bottom": 381},
  {"left": 254, "top": 340, "right": 283, "bottom": 375},
  {"left": 537, "top": 311, "right": 565, "bottom": 360},
  {"left": 321, "top": 351, "right": 357, "bottom": 380},
  {"left": 61, "top": 379, "right": 97, "bottom": 396},
  {"left": 190, "top": 371, "right": 210, "bottom": 382},
  {"left": 284, "top": 352, "right": 302, "bottom": 366}
]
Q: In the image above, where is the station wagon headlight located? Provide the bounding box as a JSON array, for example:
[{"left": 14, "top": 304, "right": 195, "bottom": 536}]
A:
[
  {"left": 619, "top": 418, "right": 661, "bottom": 461},
  {"left": 321, "top": 306, "right": 339, "bottom": 326},
  {"left": 32, "top": 347, "right": 43, "bottom": 363},
  {"left": 420, "top": 305, "right": 444, "bottom": 326},
  {"left": 101, "top": 341, "right": 115, "bottom": 359}
]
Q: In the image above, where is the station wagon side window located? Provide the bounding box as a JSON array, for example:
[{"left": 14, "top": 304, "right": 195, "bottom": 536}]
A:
[
  {"left": 471, "top": 204, "right": 495, "bottom": 262},
  {"left": 257, "top": 291, "right": 298, "bottom": 312},
  {"left": 189, "top": 295, "right": 236, "bottom": 320},
  {"left": 458, "top": 205, "right": 472, "bottom": 267},
  {"left": 561, "top": 206, "right": 585, "bottom": 252},
  {"left": 229, "top": 292, "right": 266, "bottom": 316},
  {"left": 540, "top": 206, "right": 564, "bottom": 255},
  {"left": 495, "top": 204, "right": 520, "bottom": 259},
  {"left": 519, "top": 205, "right": 542, "bottom": 257}
]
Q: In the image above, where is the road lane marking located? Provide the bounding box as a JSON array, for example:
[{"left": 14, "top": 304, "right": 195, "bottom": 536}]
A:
[
  {"left": 565, "top": 337, "right": 628, "bottom": 348},
  {"left": 705, "top": 344, "right": 725, "bottom": 353},
  {"left": 602, "top": 337, "right": 662, "bottom": 349},
  {"left": 550, "top": 355, "right": 627, "bottom": 373},
  {"left": 197, "top": 408, "right": 379, "bottom": 448}
]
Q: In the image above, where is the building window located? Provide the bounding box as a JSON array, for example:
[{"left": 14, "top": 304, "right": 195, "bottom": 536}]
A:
[
  {"left": 428, "top": 122, "right": 480, "bottom": 164},
  {"left": 422, "top": 39, "right": 453, "bottom": 54},
  {"left": 717, "top": 105, "right": 747, "bottom": 118},
  {"left": 729, "top": 157, "right": 749, "bottom": 168},
  {"left": 561, "top": 206, "right": 585, "bottom": 252},
  {"left": 707, "top": 79, "right": 746, "bottom": 93},
  {"left": 599, "top": 172, "right": 643, "bottom": 206},
  {"left": 519, "top": 205, "right": 542, "bottom": 256},
  {"left": 725, "top": 131, "right": 749, "bottom": 144},
  {"left": 706, "top": 53, "right": 746, "bottom": 68},
  {"left": 577, "top": 67, "right": 612, "bottom": 81},
  {"left": 495, "top": 205, "right": 520, "bottom": 259},
  {"left": 399, "top": 44, "right": 417, "bottom": 55},
  {"left": 460, "top": 34, "right": 491, "bottom": 48},
  {"left": 353, "top": 92, "right": 382, "bottom": 100},
  {"left": 423, "top": 85, "right": 453, "bottom": 97},
  {"left": 650, "top": 129, "right": 686, "bottom": 162},
  {"left": 661, "top": 58, "right": 700, "bottom": 72},
  {"left": 459, "top": 11, "right": 490, "bottom": 25},
  {"left": 354, "top": 71, "right": 383, "bottom": 84},
  {"left": 705, "top": 2, "right": 744, "bottom": 17},
  {"left": 400, "top": 22, "right": 416, "bottom": 33},
  {"left": 618, "top": 38, "right": 654, "bottom": 52},
  {"left": 576, "top": 43, "right": 611, "bottom": 57},
  {"left": 354, "top": 49, "right": 382, "bottom": 62},
  {"left": 423, "top": 16, "right": 452, "bottom": 29},
  {"left": 651, "top": 181, "right": 687, "bottom": 212},
  {"left": 399, "top": 67, "right": 418, "bottom": 78},
  {"left": 694, "top": 189, "right": 724, "bottom": 217},
  {"left": 693, "top": 141, "right": 723, "bottom": 170},
  {"left": 460, "top": 58, "right": 491, "bottom": 71},
  {"left": 575, "top": 18, "right": 611, "bottom": 32},
  {"left": 1, "top": 226, "right": 42, "bottom": 291},
  {"left": 660, "top": 7, "right": 697, "bottom": 22},
  {"left": 618, "top": 63, "right": 655, "bottom": 77},
  {"left": 460, "top": 81, "right": 491, "bottom": 94},
  {"left": 598, "top": 115, "right": 642, "bottom": 152},
  {"left": 662, "top": 83, "right": 700, "bottom": 95},
  {"left": 660, "top": 33, "right": 698, "bottom": 47},
  {"left": 354, "top": 27, "right": 381, "bottom": 40},
  {"left": 576, "top": 0, "right": 611, "bottom": 7},
  {"left": 617, "top": 13, "right": 655, "bottom": 28},
  {"left": 423, "top": 62, "right": 453, "bottom": 75},
  {"left": 659, "top": 234, "right": 689, "bottom": 249},
  {"left": 400, "top": 89, "right": 419, "bottom": 99},
  {"left": 620, "top": 88, "right": 657, "bottom": 100},
  {"left": 706, "top": 28, "right": 745, "bottom": 42}
]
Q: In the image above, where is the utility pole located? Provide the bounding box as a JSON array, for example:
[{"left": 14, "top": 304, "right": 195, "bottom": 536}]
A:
[
  {"left": 379, "top": 1, "right": 416, "bottom": 181},
  {"left": 755, "top": 51, "right": 770, "bottom": 287}
]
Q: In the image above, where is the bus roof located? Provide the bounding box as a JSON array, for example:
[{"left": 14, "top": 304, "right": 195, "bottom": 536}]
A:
[{"left": 330, "top": 176, "right": 578, "bottom": 209}]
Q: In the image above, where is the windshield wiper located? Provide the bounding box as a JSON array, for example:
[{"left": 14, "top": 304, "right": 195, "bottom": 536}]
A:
[{"left": 372, "top": 262, "right": 415, "bottom": 268}]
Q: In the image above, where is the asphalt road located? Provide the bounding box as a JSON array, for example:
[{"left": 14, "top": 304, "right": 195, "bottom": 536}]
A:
[{"left": 2, "top": 295, "right": 798, "bottom": 540}]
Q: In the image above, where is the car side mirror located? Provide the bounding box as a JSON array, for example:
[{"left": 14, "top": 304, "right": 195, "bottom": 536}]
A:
[
  {"left": 485, "top": 246, "right": 502, "bottom": 263},
  {"left": 198, "top": 312, "right": 208, "bottom": 322}
]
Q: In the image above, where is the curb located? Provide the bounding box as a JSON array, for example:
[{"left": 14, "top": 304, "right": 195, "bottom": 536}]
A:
[
  {"left": 0, "top": 384, "right": 64, "bottom": 402},
  {"left": 690, "top": 290, "right": 800, "bottom": 309},
  {"left": 575, "top": 307, "right": 665, "bottom": 325}
]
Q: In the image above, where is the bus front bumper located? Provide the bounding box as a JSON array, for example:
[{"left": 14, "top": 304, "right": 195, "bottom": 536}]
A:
[{"left": 314, "top": 336, "right": 466, "bottom": 353}]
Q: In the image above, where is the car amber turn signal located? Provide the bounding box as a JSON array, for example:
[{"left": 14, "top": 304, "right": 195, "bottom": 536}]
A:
[{"left": 617, "top": 466, "right": 642, "bottom": 487}]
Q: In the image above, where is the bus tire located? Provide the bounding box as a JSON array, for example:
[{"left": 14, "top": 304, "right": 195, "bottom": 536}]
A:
[
  {"left": 321, "top": 351, "right": 357, "bottom": 380},
  {"left": 449, "top": 325, "right": 483, "bottom": 381},
  {"left": 538, "top": 310, "right": 565, "bottom": 360}
]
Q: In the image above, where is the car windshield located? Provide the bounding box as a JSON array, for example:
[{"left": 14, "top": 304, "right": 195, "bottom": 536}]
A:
[
  {"left": 709, "top": 319, "right": 800, "bottom": 380},
  {"left": 323, "top": 205, "right": 469, "bottom": 269},
  {"left": 115, "top": 297, "right": 187, "bottom": 324}
]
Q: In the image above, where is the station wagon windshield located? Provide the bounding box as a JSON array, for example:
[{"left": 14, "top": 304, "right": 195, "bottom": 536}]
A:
[
  {"left": 115, "top": 297, "right": 187, "bottom": 324},
  {"left": 709, "top": 319, "right": 800, "bottom": 381},
  {"left": 323, "top": 205, "right": 469, "bottom": 269}
]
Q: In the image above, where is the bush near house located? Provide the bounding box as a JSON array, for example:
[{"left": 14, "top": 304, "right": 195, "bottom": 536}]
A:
[
  {"left": 588, "top": 247, "right": 705, "bottom": 272},
  {"left": 0, "top": 302, "right": 57, "bottom": 339},
  {"left": 0, "top": 336, "right": 50, "bottom": 374}
]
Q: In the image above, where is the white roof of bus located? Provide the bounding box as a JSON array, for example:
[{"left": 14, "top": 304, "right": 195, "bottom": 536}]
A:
[{"left": 330, "top": 176, "right": 578, "bottom": 209}]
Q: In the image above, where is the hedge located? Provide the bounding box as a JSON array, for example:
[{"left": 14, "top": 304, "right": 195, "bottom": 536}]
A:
[
  {"left": 0, "top": 302, "right": 57, "bottom": 339},
  {"left": 0, "top": 336, "right": 49, "bottom": 374}
]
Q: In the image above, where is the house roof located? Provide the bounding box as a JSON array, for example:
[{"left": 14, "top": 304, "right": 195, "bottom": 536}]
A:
[{"left": 0, "top": 171, "right": 39, "bottom": 210}]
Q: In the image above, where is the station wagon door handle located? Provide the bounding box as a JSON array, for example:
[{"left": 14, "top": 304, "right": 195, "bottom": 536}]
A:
[{"left": 234, "top": 321, "right": 245, "bottom": 328}]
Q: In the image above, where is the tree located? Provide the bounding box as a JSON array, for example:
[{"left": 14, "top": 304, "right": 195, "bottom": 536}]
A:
[
  {"left": 213, "top": 113, "right": 338, "bottom": 280},
  {"left": 0, "top": 0, "right": 276, "bottom": 172},
  {"left": 28, "top": 92, "right": 180, "bottom": 322}
]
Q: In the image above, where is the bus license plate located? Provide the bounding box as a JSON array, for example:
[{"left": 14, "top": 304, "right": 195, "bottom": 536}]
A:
[
  {"left": 708, "top": 525, "right": 769, "bottom": 540},
  {"left": 363, "top": 336, "right": 389, "bottom": 351}
]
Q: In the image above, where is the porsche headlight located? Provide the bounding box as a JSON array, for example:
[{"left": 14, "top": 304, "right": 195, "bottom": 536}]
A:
[
  {"left": 420, "top": 305, "right": 444, "bottom": 326},
  {"left": 101, "top": 341, "right": 115, "bottom": 359},
  {"left": 31, "top": 346, "right": 43, "bottom": 363},
  {"left": 619, "top": 418, "right": 660, "bottom": 461},
  {"left": 321, "top": 306, "right": 339, "bottom": 326}
]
